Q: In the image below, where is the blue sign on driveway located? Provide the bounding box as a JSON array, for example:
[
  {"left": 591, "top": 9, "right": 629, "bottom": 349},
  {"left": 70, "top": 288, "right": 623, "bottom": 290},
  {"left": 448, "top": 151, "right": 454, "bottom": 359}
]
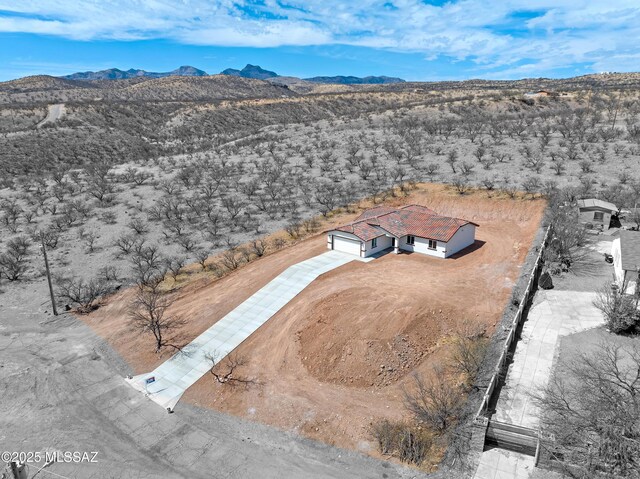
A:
[{"left": 145, "top": 376, "right": 156, "bottom": 384}]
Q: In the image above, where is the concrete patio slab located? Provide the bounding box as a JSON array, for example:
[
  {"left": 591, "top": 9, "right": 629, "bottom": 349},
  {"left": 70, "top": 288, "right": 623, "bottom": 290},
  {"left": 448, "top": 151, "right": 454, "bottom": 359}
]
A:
[
  {"left": 127, "top": 250, "right": 366, "bottom": 410},
  {"left": 493, "top": 290, "right": 605, "bottom": 428},
  {"left": 473, "top": 448, "right": 535, "bottom": 479}
]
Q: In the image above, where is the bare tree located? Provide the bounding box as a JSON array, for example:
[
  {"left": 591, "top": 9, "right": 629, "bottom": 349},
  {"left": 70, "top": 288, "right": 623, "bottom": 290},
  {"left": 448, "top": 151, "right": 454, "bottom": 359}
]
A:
[
  {"left": 532, "top": 340, "right": 640, "bottom": 477},
  {"left": 446, "top": 150, "right": 458, "bottom": 173},
  {"left": 129, "top": 286, "right": 186, "bottom": 352},
  {"left": 205, "top": 351, "right": 254, "bottom": 385},
  {"left": 0, "top": 236, "right": 30, "bottom": 281},
  {"left": 195, "top": 248, "right": 210, "bottom": 271}
]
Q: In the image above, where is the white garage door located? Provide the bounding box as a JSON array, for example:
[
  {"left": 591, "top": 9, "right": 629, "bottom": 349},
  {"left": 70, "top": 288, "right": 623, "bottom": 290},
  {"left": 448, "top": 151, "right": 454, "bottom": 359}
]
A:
[{"left": 332, "top": 235, "right": 361, "bottom": 256}]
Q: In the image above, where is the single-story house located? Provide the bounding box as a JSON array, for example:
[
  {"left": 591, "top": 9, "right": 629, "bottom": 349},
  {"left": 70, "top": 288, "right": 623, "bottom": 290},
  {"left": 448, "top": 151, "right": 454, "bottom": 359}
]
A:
[
  {"left": 577, "top": 198, "right": 618, "bottom": 230},
  {"left": 612, "top": 230, "right": 640, "bottom": 294},
  {"left": 524, "top": 90, "right": 551, "bottom": 98},
  {"left": 326, "top": 205, "right": 478, "bottom": 259}
]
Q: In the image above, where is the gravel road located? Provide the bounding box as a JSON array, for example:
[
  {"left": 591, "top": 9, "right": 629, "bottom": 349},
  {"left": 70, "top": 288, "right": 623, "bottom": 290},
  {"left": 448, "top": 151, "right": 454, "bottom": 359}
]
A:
[{"left": 36, "top": 103, "right": 65, "bottom": 128}]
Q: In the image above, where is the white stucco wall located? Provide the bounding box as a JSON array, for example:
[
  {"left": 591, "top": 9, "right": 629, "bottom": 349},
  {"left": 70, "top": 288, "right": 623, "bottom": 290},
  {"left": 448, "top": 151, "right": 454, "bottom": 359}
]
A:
[
  {"left": 612, "top": 238, "right": 623, "bottom": 285},
  {"left": 444, "top": 224, "right": 476, "bottom": 258},
  {"left": 612, "top": 238, "right": 637, "bottom": 294},
  {"left": 363, "top": 235, "right": 393, "bottom": 257},
  {"left": 398, "top": 235, "right": 445, "bottom": 258}
]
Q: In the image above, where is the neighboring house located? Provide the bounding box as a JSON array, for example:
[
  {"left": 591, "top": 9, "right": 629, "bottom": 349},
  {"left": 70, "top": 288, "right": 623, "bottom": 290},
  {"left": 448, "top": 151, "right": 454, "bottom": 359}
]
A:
[
  {"left": 577, "top": 198, "right": 618, "bottom": 230},
  {"left": 612, "top": 230, "right": 640, "bottom": 294},
  {"left": 326, "top": 205, "right": 478, "bottom": 259},
  {"left": 523, "top": 90, "right": 551, "bottom": 98}
]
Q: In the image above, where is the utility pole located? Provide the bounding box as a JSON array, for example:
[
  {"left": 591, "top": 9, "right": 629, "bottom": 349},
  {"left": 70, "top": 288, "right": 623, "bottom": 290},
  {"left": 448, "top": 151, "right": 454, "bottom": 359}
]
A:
[{"left": 41, "top": 233, "right": 58, "bottom": 316}]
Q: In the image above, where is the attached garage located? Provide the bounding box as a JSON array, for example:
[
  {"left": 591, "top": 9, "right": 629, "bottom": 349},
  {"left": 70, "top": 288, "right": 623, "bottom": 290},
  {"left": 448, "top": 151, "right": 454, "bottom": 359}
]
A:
[{"left": 330, "top": 234, "right": 362, "bottom": 256}]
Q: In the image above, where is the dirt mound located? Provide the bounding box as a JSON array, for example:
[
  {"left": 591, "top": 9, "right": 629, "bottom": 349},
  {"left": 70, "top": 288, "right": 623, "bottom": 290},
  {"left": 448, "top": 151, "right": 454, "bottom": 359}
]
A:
[{"left": 299, "top": 288, "right": 459, "bottom": 387}]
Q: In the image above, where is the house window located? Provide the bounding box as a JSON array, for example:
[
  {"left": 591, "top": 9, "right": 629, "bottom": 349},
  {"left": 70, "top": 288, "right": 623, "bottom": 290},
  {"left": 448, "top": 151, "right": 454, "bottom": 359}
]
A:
[
  {"left": 407, "top": 235, "right": 415, "bottom": 245},
  {"left": 428, "top": 239, "right": 437, "bottom": 250},
  {"left": 593, "top": 211, "right": 604, "bottom": 221},
  {"left": 372, "top": 238, "right": 377, "bottom": 248}
]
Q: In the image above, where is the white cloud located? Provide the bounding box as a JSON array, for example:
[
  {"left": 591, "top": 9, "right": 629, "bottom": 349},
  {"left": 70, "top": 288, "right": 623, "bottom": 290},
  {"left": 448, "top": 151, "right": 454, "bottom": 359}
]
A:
[{"left": 0, "top": 0, "right": 639, "bottom": 77}]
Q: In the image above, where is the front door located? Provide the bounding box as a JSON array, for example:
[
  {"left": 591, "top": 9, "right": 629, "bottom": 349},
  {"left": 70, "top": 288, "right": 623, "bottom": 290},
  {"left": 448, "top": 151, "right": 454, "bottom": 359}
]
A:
[{"left": 391, "top": 237, "right": 396, "bottom": 247}]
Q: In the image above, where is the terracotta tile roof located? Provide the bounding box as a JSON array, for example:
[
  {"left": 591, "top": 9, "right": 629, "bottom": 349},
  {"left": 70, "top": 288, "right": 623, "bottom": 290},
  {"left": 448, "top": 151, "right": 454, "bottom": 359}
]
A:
[
  {"left": 399, "top": 204, "right": 437, "bottom": 215},
  {"left": 331, "top": 206, "right": 477, "bottom": 242},
  {"left": 334, "top": 221, "right": 386, "bottom": 242},
  {"left": 354, "top": 206, "right": 398, "bottom": 221}
]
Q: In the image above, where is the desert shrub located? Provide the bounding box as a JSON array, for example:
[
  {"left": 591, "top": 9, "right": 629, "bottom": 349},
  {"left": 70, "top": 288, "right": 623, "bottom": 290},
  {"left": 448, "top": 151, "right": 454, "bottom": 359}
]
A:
[
  {"left": 371, "top": 420, "right": 432, "bottom": 465},
  {"left": 98, "top": 265, "right": 119, "bottom": 282},
  {"left": 285, "top": 221, "right": 302, "bottom": 239},
  {"left": 449, "top": 334, "right": 488, "bottom": 388},
  {"left": 0, "top": 236, "right": 30, "bottom": 281},
  {"left": 398, "top": 427, "right": 430, "bottom": 465},
  {"left": 220, "top": 248, "right": 241, "bottom": 270},
  {"left": 250, "top": 239, "right": 267, "bottom": 257},
  {"left": 403, "top": 366, "right": 464, "bottom": 434},
  {"left": 593, "top": 282, "right": 640, "bottom": 334},
  {"left": 56, "top": 277, "right": 109, "bottom": 313}
]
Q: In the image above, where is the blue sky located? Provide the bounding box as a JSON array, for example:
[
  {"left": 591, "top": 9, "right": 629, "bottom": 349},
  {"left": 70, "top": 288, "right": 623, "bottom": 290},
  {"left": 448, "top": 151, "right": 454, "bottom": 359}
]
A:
[{"left": 0, "top": 1, "right": 639, "bottom": 82}]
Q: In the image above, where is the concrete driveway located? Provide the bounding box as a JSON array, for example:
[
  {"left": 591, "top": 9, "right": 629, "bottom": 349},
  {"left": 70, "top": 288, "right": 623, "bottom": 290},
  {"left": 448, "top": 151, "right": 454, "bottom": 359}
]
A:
[
  {"left": 494, "top": 290, "right": 605, "bottom": 428},
  {"left": 128, "top": 250, "right": 367, "bottom": 410},
  {"left": 1, "top": 255, "right": 423, "bottom": 479}
]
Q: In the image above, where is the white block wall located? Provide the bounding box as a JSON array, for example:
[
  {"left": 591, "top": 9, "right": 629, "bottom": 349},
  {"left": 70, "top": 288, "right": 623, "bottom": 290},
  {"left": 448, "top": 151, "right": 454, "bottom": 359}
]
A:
[
  {"left": 611, "top": 238, "right": 635, "bottom": 294},
  {"left": 398, "top": 235, "right": 445, "bottom": 258},
  {"left": 397, "top": 224, "right": 475, "bottom": 258},
  {"left": 363, "top": 235, "right": 393, "bottom": 257},
  {"left": 444, "top": 224, "right": 476, "bottom": 258}
]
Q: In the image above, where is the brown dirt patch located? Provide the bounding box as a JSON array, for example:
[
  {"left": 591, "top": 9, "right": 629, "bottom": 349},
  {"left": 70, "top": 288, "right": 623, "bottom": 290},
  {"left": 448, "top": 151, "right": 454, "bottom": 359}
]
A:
[{"left": 81, "top": 183, "right": 546, "bottom": 459}]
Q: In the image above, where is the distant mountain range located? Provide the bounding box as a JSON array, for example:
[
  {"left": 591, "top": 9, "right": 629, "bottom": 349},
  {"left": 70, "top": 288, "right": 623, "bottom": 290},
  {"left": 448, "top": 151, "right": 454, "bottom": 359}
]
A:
[
  {"left": 63, "top": 64, "right": 405, "bottom": 85},
  {"left": 221, "top": 64, "right": 279, "bottom": 80},
  {"left": 304, "top": 75, "right": 405, "bottom": 85},
  {"left": 64, "top": 65, "right": 208, "bottom": 80}
]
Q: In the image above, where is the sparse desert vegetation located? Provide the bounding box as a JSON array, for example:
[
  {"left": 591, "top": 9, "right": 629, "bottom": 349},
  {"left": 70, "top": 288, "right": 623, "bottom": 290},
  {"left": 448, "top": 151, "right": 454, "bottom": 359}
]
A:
[{"left": 4, "top": 72, "right": 640, "bottom": 474}]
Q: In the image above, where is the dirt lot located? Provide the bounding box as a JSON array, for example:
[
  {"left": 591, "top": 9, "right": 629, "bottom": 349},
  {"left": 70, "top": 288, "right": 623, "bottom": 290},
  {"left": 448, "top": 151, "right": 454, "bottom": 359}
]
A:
[{"left": 82, "top": 184, "right": 546, "bottom": 460}]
